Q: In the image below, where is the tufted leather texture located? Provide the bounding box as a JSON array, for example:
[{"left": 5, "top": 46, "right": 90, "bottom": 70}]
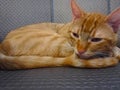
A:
[{"left": 0, "top": 66, "right": 120, "bottom": 90}]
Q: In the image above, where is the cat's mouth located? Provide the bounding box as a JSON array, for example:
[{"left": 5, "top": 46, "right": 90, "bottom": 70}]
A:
[{"left": 76, "top": 52, "right": 113, "bottom": 59}]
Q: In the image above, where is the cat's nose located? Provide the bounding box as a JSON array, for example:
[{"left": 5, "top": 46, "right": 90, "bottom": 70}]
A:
[{"left": 78, "top": 50, "right": 86, "bottom": 55}]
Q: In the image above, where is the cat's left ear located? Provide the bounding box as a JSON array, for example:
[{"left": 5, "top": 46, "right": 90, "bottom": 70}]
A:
[
  {"left": 107, "top": 7, "right": 120, "bottom": 33},
  {"left": 71, "top": 0, "right": 85, "bottom": 20}
]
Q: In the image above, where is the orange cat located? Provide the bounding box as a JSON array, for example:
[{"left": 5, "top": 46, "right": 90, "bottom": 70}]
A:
[{"left": 0, "top": 0, "right": 120, "bottom": 70}]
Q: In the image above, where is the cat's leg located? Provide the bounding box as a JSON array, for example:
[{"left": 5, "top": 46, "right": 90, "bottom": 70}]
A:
[
  {"left": 66, "top": 53, "right": 119, "bottom": 68},
  {"left": 113, "top": 46, "right": 120, "bottom": 61}
]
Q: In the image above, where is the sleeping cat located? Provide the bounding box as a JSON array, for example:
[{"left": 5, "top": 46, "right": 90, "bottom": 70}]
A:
[{"left": 0, "top": 0, "right": 120, "bottom": 70}]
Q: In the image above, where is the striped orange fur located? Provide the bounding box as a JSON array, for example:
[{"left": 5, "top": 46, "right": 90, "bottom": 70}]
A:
[{"left": 0, "top": 0, "right": 120, "bottom": 70}]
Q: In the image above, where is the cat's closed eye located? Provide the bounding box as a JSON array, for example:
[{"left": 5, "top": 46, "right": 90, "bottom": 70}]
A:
[
  {"left": 90, "top": 38, "right": 102, "bottom": 42},
  {"left": 72, "top": 32, "right": 79, "bottom": 38}
]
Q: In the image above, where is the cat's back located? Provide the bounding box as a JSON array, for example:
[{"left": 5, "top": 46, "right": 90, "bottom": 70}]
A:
[
  {"left": 1, "top": 23, "right": 73, "bottom": 57},
  {"left": 5, "top": 23, "right": 64, "bottom": 39}
]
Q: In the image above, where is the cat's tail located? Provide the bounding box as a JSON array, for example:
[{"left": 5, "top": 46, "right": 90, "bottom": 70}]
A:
[
  {"left": 0, "top": 52, "right": 71, "bottom": 70},
  {"left": 0, "top": 44, "right": 69, "bottom": 70}
]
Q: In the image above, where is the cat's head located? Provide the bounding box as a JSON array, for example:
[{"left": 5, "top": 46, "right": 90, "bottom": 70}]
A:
[{"left": 70, "top": 0, "right": 120, "bottom": 59}]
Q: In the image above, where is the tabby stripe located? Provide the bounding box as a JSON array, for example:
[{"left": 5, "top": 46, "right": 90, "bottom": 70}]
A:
[
  {"left": 19, "top": 33, "right": 53, "bottom": 48},
  {"left": 89, "top": 16, "right": 98, "bottom": 37},
  {"left": 89, "top": 15, "right": 97, "bottom": 33},
  {"left": 81, "top": 15, "right": 90, "bottom": 38},
  {"left": 82, "top": 14, "right": 91, "bottom": 33},
  {"left": 56, "top": 39, "right": 68, "bottom": 57},
  {"left": 43, "top": 35, "right": 66, "bottom": 57},
  {"left": 29, "top": 41, "right": 43, "bottom": 51},
  {"left": 8, "top": 29, "right": 41, "bottom": 39},
  {"left": 7, "top": 30, "right": 31, "bottom": 39},
  {"left": 40, "top": 36, "right": 62, "bottom": 56}
]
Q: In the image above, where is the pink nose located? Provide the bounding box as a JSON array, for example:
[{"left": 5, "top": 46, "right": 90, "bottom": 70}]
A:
[{"left": 78, "top": 50, "right": 85, "bottom": 55}]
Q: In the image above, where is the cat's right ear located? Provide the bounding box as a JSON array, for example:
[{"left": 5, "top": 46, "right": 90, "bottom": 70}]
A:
[
  {"left": 107, "top": 7, "right": 120, "bottom": 33},
  {"left": 71, "top": 0, "right": 85, "bottom": 20}
]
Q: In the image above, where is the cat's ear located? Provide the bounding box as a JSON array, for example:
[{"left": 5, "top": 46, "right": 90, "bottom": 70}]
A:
[
  {"left": 107, "top": 7, "right": 120, "bottom": 33},
  {"left": 71, "top": 0, "right": 85, "bottom": 20}
]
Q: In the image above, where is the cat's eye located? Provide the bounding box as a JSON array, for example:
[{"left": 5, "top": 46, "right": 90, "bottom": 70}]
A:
[
  {"left": 72, "top": 33, "right": 79, "bottom": 38},
  {"left": 90, "top": 38, "right": 102, "bottom": 42}
]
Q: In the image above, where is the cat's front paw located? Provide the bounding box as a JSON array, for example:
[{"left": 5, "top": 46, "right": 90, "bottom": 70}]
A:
[
  {"left": 71, "top": 54, "right": 119, "bottom": 68},
  {"left": 113, "top": 46, "right": 120, "bottom": 60}
]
